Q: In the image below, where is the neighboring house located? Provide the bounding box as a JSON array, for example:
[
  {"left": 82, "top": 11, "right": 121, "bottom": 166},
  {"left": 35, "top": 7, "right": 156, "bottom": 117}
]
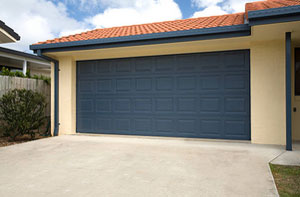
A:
[
  {"left": 0, "top": 47, "right": 50, "bottom": 76},
  {"left": 30, "top": 0, "right": 300, "bottom": 150},
  {"left": 0, "top": 20, "right": 50, "bottom": 76},
  {"left": 0, "top": 20, "right": 20, "bottom": 44}
]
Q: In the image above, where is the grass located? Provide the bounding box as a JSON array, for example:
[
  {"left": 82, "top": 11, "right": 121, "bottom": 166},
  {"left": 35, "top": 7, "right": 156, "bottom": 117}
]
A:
[{"left": 270, "top": 163, "right": 300, "bottom": 197}]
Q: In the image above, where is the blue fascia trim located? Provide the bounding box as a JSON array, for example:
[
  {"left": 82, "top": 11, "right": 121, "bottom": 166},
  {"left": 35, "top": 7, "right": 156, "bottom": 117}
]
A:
[
  {"left": 286, "top": 32, "right": 292, "bottom": 151},
  {"left": 36, "top": 50, "right": 59, "bottom": 136},
  {"left": 248, "top": 5, "right": 300, "bottom": 26},
  {"left": 30, "top": 24, "right": 250, "bottom": 52}
]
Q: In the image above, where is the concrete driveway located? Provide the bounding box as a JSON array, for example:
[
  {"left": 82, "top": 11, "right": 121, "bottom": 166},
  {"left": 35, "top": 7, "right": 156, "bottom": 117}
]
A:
[{"left": 0, "top": 135, "right": 284, "bottom": 197}]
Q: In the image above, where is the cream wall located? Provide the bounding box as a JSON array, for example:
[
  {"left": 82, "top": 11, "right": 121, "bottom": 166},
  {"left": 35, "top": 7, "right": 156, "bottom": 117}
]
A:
[
  {"left": 47, "top": 21, "right": 300, "bottom": 145},
  {"left": 250, "top": 40, "right": 286, "bottom": 145},
  {"left": 57, "top": 56, "right": 76, "bottom": 135}
]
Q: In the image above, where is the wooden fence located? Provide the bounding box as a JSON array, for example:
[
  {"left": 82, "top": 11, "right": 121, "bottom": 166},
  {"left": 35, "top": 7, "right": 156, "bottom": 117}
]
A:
[{"left": 0, "top": 76, "right": 51, "bottom": 116}]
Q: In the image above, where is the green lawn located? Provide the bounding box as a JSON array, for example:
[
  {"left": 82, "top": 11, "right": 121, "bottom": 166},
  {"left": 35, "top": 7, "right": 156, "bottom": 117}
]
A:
[{"left": 270, "top": 164, "right": 300, "bottom": 197}]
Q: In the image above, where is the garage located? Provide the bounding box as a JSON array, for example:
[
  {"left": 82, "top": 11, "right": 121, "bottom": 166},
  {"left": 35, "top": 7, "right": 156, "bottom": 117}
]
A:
[{"left": 76, "top": 50, "right": 250, "bottom": 140}]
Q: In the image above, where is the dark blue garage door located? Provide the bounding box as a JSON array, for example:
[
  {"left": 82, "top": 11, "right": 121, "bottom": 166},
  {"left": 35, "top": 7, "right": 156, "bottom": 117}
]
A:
[{"left": 77, "top": 50, "right": 250, "bottom": 140}]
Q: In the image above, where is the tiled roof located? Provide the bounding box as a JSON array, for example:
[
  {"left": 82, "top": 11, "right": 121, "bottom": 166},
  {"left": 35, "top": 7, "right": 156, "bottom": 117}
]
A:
[
  {"left": 246, "top": 0, "right": 300, "bottom": 13},
  {"left": 34, "top": 0, "right": 300, "bottom": 45}
]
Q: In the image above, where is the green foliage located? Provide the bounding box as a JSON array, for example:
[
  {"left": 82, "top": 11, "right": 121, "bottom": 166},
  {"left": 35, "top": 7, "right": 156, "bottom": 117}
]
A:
[
  {"left": 39, "top": 75, "right": 51, "bottom": 85},
  {"left": 14, "top": 71, "right": 25, "bottom": 78},
  {"left": 26, "top": 70, "right": 31, "bottom": 78},
  {"left": 0, "top": 67, "right": 50, "bottom": 85},
  {"left": 1, "top": 67, "right": 14, "bottom": 76},
  {"left": 0, "top": 89, "right": 47, "bottom": 141}
]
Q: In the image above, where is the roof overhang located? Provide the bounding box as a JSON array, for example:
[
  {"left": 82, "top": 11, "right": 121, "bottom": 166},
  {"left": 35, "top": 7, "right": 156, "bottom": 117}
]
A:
[
  {"left": 248, "top": 5, "right": 300, "bottom": 26},
  {"left": 0, "top": 21, "right": 20, "bottom": 43},
  {"left": 30, "top": 24, "right": 251, "bottom": 54},
  {"left": 0, "top": 47, "right": 50, "bottom": 67}
]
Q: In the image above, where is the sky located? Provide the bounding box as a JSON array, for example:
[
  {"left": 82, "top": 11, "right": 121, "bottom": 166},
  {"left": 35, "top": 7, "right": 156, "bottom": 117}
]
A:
[{"left": 0, "top": 0, "right": 260, "bottom": 53}]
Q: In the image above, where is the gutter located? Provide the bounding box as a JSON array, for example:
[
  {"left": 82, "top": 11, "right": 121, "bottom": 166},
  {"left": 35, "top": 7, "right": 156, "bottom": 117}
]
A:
[
  {"left": 248, "top": 5, "right": 300, "bottom": 26},
  {"left": 30, "top": 24, "right": 251, "bottom": 53},
  {"left": 36, "top": 50, "right": 59, "bottom": 136}
]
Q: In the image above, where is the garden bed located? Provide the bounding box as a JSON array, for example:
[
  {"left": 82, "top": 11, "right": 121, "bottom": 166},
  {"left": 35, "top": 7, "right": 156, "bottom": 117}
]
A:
[{"left": 0, "top": 135, "right": 48, "bottom": 147}]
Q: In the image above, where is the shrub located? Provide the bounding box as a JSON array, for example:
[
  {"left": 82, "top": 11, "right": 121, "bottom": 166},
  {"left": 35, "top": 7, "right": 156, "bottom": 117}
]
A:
[
  {"left": 1, "top": 67, "right": 14, "bottom": 76},
  {"left": 14, "top": 71, "right": 25, "bottom": 78},
  {"left": 0, "top": 89, "right": 47, "bottom": 140}
]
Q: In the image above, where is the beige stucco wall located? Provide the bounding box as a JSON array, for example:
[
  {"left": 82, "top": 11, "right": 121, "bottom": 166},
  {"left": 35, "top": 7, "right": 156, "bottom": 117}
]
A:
[
  {"left": 57, "top": 56, "right": 76, "bottom": 135},
  {"left": 250, "top": 40, "right": 286, "bottom": 145},
  {"left": 47, "top": 21, "right": 300, "bottom": 145}
]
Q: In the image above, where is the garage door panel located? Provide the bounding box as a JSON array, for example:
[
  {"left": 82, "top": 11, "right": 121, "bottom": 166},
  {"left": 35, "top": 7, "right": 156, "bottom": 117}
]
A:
[
  {"left": 77, "top": 50, "right": 250, "bottom": 140},
  {"left": 97, "top": 79, "right": 113, "bottom": 92},
  {"left": 200, "top": 119, "right": 222, "bottom": 135},
  {"left": 199, "top": 75, "right": 221, "bottom": 91},
  {"left": 135, "top": 57, "right": 154, "bottom": 72},
  {"left": 200, "top": 97, "right": 222, "bottom": 113},
  {"left": 135, "top": 78, "right": 152, "bottom": 91}
]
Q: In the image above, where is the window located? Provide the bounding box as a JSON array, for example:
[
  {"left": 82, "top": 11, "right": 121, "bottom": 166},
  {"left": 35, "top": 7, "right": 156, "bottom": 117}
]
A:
[{"left": 295, "top": 48, "right": 300, "bottom": 95}]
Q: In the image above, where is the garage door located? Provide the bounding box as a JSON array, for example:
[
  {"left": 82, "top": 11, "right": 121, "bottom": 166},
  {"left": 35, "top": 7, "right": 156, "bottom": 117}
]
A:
[{"left": 77, "top": 50, "right": 250, "bottom": 140}]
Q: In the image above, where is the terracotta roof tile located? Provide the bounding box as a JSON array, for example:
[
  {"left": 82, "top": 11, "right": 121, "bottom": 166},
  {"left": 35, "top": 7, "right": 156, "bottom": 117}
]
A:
[
  {"left": 245, "top": 0, "right": 300, "bottom": 17},
  {"left": 34, "top": 0, "right": 300, "bottom": 45}
]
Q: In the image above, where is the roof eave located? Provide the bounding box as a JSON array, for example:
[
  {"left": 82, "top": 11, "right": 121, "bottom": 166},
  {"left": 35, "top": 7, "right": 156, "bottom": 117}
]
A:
[
  {"left": 0, "top": 47, "right": 49, "bottom": 62},
  {"left": 30, "top": 24, "right": 251, "bottom": 54},
  {"left": 0, "top": 20, "right": 20, "bottom": 41},
  {"left": 248, "top": 5, "right": 300, "bottom": 26}
]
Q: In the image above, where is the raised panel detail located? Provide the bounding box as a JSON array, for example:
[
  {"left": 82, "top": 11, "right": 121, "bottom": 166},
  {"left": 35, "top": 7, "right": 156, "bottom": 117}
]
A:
[
  {"left": 201, "top": 120, "right": 221, "bottom": 134},
  {"left": 202, "top": 75, "right": 220, "bottom": 90},
  {"left": 177, "top": 76, "right": 196, "bottom": 90},
  {"left": 225, "top": 120, "right": 245, "bottom": 135},
  {"left": 79, "top": 100, "right": 93, "bottom": 112},
  {"left": 97, "top": 79, "right": 112, "bottom": 92},
  {"left": 96, "top": 62, "right": 110, "bottom": 73},
  {"left": 155, "top": 119, "right": 174, "bottom": 133},
  {"left": 225, "top": 75, "right": 246, "bottom": 89},
  {"left": 116, "top": 60, "right": 131, "bottom": 72},
  {"left": 114, "top": 99, "right": 131, "bottom": 112},
  {"left": 155, "top": 98, "right": 173, "bottom": 112},
  {"left": 77, "top": 118, "right": 93, "bottom": 131},
  {"left": 178, "top": 119, "right": 196, "bottom": 134},
  {"left": 134, "top": 98, "right": 152, "bottom": 112},
  {"left": 199, "top": 54, "right": 220, "bottom": 70},
  {"left": 201, "top": 98, "right": 220, "bottom": 112},
  {"left": 116, "top": 79, "right": 131, "bottom": 91},
  {"left": 135, "top": 58, "right": 153, "bottom": 72},
  {"left": 156, "top": 77, "right": 173, "bottom": 90},
  {"left": 177, "top": 54, "right": 196, "bottom": 71},
  {"left": 135, "top": 119, "right": 151, "bottom": 132},
  {"left": 96, "top": 99, "right": 111, "bottom": 112},
  {"left": 136, "top": 78, "right": 152, "bottom": 91},
  {"left": 224, "top": 52, "right": 245, "bottom": 68},
  {"left": 96, "top": 118, "right": 112, "bottom": 130},
  {"left": 225, "top": 98, "right": 245, "bottom": 112},
  {"left": 155, "top": 56, "right": 174, "bottom": 72},
  {"left": 78, "top": 62, "right": 94, "bottom": 75},
  {"left": 115, "top": 119, "right": 130, "bottom": 131},
  {"left": 177, "top": 98, "right": 197, "bottom": 112},
  {"left": 79, "top": 80, "right": 93, "bottom": 92}
]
